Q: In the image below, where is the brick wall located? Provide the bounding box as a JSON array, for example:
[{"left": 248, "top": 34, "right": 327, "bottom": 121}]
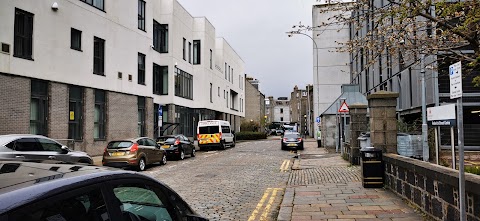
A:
[
  {"left": 48, "top": 82, "right": 68, "bottom": 140},
  {"left": 384, "top": 154, "right": 480, "bottom": 221},
  {"left": 107, "top": 91, "right": 138, "bottom": 141},
  {"left": 0, "top": 74, "right": 30, "bottom": 134}
]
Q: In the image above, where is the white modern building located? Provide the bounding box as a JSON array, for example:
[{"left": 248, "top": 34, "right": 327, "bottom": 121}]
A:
[
  {"left": 0, "top": 0, "right": 245, "bottom": 155},
  {"left": 312, "top": 3, "right": 351, "bottom": 141}
]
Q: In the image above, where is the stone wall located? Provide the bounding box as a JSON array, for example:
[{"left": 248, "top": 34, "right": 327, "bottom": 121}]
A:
[{"left": 384, "top": 154, "right": 480, "bottom": 221}]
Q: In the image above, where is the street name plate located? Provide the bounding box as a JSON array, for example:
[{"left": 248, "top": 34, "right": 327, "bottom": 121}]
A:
[{"left": 449, "top": 62, "right": 462, "bottom": 99}]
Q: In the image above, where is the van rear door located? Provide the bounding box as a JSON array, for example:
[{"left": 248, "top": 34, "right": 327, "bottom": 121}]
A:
[{"left": 198, "top": 125, "right": 221, "bottom": 145}]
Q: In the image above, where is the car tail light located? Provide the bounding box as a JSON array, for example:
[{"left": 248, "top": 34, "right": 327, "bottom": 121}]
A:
[
  {"left": 219, "top": 132, "right": 222, "bottom": 139},
  {"left": 130, "top": 143, "right": 139, "bottom": 153},
  {"left": 103, "top": 147, "right": 108, "bottom": 155},
  {"left": 174, "top": 139, "right": 180, "bottom": 145},
  {"left": 283, "top": 138, "right": 288, "bottom": 142},
  {"left": 197, "top": 134, "right": 201, "bottom": 140},
  {"left": 297, "top": 138, "right": 303, "bottom": 141}
]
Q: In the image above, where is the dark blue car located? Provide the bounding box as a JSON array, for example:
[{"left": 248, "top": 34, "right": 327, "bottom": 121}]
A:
[{"left": 0, "top": 160, "right": 208, "bottom": 221}]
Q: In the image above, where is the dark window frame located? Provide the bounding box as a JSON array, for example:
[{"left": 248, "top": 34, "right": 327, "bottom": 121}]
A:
[
  {"left": 70, "top": 28, "right": 82, "bottom": 51},
  {"left": 13, "top": 8, "right": 34, "bottom": 60},
  {"left": 209, "top": 83, "right": 213, "bottom": 103},
  {"left": 153, "top": 63, "right": 168, "bottom": 95},
  {"left": 182, "top": 38, "right": 186, "bottom": 61},
  {"left": 153, "top": 21, "right": 168, "bottom": 53},
  {"left": 193, "top": 40, "right": 201, "bottom": 65},
  {"left": 138, "top": 97, "right": 146, "bottom": 137},
  {"left": 68, "top": 86, "right": 84, "bottom": 141},
  {"left": 93, "top": 36, "right": 105, "bottom": 76},
  {"left": 138, "top": 0, "right": 146, "bottom": 31},
  {"left": 138, "top": 53, "right": 146, "bottom": 85},
  {"left": 174, "top": 67, "right": 193, "bottom": 100},
  {"left": 94, "top": 90, "right": 106, "bottom": 140},
  {"left": 188, "top": 41, "right": 192, "bottom": 64},
  {"left": 30, "top": 80, "right": 48, "bottom": 136},
  {"left": 79, "top": 0, "right": 105, "bottom": 11},
  {"left": 209, "top": 49, "right": 212, "bottom": 69}
]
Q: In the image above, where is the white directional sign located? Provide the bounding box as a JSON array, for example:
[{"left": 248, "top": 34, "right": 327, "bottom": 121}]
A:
[{"left": 449, "top": 62, "right": 463, "bottom": 99}]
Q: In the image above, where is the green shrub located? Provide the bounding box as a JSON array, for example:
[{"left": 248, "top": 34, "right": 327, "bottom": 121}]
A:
[
  {"left": 465, "top": 166, "right": 480, "bottom": 175},
  {"left": 235, "top": 131, "right": 267, "bottom": 140},
  {"left": 241, "top": 120, "right": 260, "bottom": 132}
]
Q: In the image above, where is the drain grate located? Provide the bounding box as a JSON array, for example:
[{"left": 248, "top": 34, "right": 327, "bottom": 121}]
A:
[
  {"left": 288, "top": 167, "right": 361, "bottom": 186},
  {"left": 299, "top": 154, "right": 338, "bottom": 160}
]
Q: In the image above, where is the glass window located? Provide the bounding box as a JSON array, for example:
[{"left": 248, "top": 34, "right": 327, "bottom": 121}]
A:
[
  {"left": 138, "top": 97, "right": 146, "bottom": 137},
  {"left": 30, "top": 80, "right": 48, "bottom": 135},
  {"left": 113, "top": 184, "right": 176, "bottom": 221},
  {"left": 14, "top": 8, "right": 34, "bottom": 60},
  {"left": 153, "top": 64, "right": 168, "bottom": 95},
  {"left": 38, "top": 138, "right": 62, "bottom": 151},
  {"left": 153, "top": 21, "right": 168, "bottom": 53},
  {"left": 9, "top": 188, "right": 108, "bottom": 221},
  {"left": 94, "top": 90, "right": 106, "bottom": 139},
  {"left": 193, "top": 40, "right": 200, "bottom": 64},
  {"left": 174, "top": 67, "right": 193, "bottom": 100},
  {"left": 188, "top": 42, "right": 192, "bottom": 64},
  {"left": 138, "top": 53, "right": 145, "bottom": 85},
  {"left": 80, "top": 0, "right": 104, "bottom": 11},
  {"left": 209, "top": 83, "right": 212, "bottom": 103},
  {"left": 138, "top": 0, "right": 146, "bottom": 31},
  {"left": 182, "top": 38, "right": 186, "bottom": 60},
  {"left": 93, "top": 37, "right": 105, "bottom": 76},
  {"left": 199, "top": 126, "right": 219, "bottom": 134},
  {"left": 68, "top": 86, "right": 83, "bottom": 141},
  {"left": 209, "top": 49, "right": 212, "bottom": 69},
  {"left": 12, "top": 138, "right": 41, "bottom": 151},
  {"left": 71, "top": 28, "right": 82, "bottom": 51}
]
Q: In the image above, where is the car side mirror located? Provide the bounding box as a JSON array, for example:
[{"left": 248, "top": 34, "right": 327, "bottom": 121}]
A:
[{"left": 61, "top": 146, "right": 69, "bottom": 154}]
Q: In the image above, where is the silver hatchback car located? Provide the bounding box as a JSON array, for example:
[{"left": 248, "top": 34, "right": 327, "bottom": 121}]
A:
[{"left": 0, "top": 134, "right": 93, "bottom": 164}]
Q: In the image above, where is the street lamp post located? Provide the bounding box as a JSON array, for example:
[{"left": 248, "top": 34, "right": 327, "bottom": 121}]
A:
[{"left": 286, "top": 30, "right": 319, "bottom": 141}]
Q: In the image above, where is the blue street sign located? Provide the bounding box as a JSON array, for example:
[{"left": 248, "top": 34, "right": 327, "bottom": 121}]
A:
[{"left": 316, "top": 117, "right": 320, "bottom": 123}]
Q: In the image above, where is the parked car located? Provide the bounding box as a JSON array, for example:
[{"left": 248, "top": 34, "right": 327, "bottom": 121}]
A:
[
  {"left": 102, "top": 137, "right": 167, "bottom": 171},
  {"left": 0, "top": 160, "right": 209, "bottom": 221},
  {"left": 281, "top": 133, "right": 304, "bottom": 150},
  {"left": 275, "top": 129, "right": 284, "bottom": 136},
  {"left": 0, "top": 134, "right": 93, "bottom": 164},
  {"left": 157, "top": 135, "right": 196, "bottom": 160}
]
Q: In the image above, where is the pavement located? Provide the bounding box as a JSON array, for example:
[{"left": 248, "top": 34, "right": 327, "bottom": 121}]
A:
[{"left": 276, "top": 137, "right": 427, "bottom": 221}]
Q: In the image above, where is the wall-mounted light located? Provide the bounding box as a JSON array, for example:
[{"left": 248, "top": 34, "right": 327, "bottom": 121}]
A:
[{"left": 52, "top": 2, "right": 59, "bottom": 11}]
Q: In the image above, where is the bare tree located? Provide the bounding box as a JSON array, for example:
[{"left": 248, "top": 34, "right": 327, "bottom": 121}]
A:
[{"left": 300, "top": 0, "right": 479, "bottom": 85}]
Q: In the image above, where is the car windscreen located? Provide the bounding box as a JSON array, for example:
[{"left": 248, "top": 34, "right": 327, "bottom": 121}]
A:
[
  {"left": 108, "top": 141, "right": 133, "bottom": 149},
  {"left": 284, "top": 134, "right": 299, "bottom": 139},
  {"left": 156, "top": 137, "right": 174, "bottom": 142},
  {"left": 163, "top": 138, "right": 177, "bottom": 144},
  {"left": 199, "top": 126, "right": 219, "bottom": 134}
]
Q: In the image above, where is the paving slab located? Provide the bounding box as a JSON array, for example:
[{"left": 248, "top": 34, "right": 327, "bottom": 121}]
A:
[{"left": 277, "top": 138, "right": 428, "bottom": 221}]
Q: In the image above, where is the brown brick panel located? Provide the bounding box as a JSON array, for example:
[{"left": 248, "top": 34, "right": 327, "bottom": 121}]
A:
[{"left": 0, "top": 74, "right": 30, "bottom": 135}]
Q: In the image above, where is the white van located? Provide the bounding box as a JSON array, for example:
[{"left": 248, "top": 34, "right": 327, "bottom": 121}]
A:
[{"left": 197, "top": 120, "right": 235, "bottom": 150}]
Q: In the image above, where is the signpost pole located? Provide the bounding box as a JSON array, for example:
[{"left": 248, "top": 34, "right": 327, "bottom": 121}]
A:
[
  {"left": 457, "top": 98, "right": 466, "bottom": 221},
  {"left": 435, "top": 127, "right": 439, "bottom": 165},
  {"left": 451, "top": 126, "right": 455, "bottom": 169}
]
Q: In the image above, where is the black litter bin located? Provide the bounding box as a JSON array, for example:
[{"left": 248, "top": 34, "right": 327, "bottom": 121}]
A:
[{"left": 360, "top": 147, "right": 384, "bottom": 188}]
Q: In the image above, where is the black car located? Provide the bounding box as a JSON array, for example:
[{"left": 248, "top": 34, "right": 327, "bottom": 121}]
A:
[
  {"left": 0, "top": 160, "right": 208, "bottom": 221},
  {"left": 281, "top": 132, "right": 304, "bottom": 150},
  {"left": 157, "top": 135, "right": 196, "bottom": 160}
]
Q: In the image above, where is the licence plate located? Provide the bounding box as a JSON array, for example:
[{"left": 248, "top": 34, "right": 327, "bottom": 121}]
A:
[
  {"left": 112, "top": 152, "right": 124, "bottom": 156},
  {"left": 162, "top": 145, "right": 170, "bottom": 149},
  {"left": 287, "top": 144, "right": 297, "bottom": 147}
]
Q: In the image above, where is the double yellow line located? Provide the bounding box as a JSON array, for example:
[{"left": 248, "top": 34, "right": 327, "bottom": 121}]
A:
[
  {"left": 280, "top": 159, "right": 290, "bottom": 172},
  {"left": 248, "top": 188, "right": 282, "bottom": 221}
]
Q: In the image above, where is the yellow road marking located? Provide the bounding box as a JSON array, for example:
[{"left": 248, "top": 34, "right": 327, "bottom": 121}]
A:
[
  {"left": 280, "top": 160, "right": 290, "bottom": 172},
  {"left": 248, "top": 188, "right": 272, "bottom": 221},
  {"left": 248, "top": 188, "right": 283, "bottom": 221},
  {"left": 260, "top": 188, "right": 279, "bottom": 220}
]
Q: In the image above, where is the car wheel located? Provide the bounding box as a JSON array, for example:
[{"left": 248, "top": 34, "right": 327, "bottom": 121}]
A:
[
  {"left": 179, "top": 150, "right": 185, "bottom": 160},
  {"left": 137, "top": 158, "right": 146, "bottom": 171},
  {"left": 160, "top": 155, "right": 167, "bottom": 165},
  {"left": 231, "top": 140, "right": 236, "bottom": 147},
  {"left": 191, "top": 148, "right": 196, "bottom": 157},
  {"left": 220, "top": 141, "right": 226, "bottom": 150}
]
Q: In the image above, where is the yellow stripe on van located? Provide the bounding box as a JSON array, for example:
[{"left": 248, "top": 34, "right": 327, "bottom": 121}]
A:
[{"left": 198, "top": 133, "right": 220, "bottom": 145}]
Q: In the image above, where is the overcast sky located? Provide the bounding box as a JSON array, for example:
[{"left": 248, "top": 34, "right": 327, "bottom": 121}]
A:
[{"left": 177, "top": 0, "right": 317, "bottom": 98}]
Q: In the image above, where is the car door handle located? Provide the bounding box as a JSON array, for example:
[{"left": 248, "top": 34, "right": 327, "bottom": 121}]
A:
[
  {"left": 48, "top": 156, "right": 56, "bottom": 159},
  {"left": 15, "top": 155, "right": 25, "bottom": 158}
]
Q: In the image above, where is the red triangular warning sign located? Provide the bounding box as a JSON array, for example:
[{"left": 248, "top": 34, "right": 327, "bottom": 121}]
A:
[{"left": 338, "top": 101, "right": 349, "bottom": 113}]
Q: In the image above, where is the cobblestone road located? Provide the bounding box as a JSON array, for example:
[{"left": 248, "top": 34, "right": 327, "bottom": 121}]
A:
[{"left": 143, "top": 139, "right": 293, "bottom": 221}]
